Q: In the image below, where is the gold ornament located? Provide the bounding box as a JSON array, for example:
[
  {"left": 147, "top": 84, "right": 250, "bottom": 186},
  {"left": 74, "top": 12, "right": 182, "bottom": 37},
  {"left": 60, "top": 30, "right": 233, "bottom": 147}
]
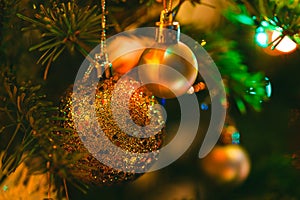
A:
[
  {"left": 201, "top": 145, "right": 250, "bottom": 184},
  {"left": 137, "top": 4, "right": 198, "bottom": 99},
  {"left": 138, "top": 42, "right": 198, "bottom": 99},
  {"left": 59, "top": 75, "right": 165, "bottom": 186}
]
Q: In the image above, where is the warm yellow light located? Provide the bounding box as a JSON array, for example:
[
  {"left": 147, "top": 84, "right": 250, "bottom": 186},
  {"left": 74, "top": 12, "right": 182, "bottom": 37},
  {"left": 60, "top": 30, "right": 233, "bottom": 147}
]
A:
[{"left": 271, "top": 31, "right": 297, "bottom": 53}]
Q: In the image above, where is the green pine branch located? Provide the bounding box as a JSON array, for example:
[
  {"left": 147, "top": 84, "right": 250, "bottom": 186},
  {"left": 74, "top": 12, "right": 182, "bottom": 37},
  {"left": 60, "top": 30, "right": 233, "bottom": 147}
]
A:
[
  {"left": 202, "top": 33, "right": 269, "bottom": 113},
  {"left": 17, "top": 1, "right": 103, "bottom": 80},
  {"left": 0, "top": 69, "right": 45, "bottom": 181},
  {"left": 0, "top": 68, "right": 89, "bottom": 197}
]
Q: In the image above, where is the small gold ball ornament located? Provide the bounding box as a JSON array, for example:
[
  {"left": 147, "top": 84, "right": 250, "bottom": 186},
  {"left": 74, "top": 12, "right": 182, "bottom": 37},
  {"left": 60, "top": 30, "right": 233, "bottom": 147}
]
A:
[
  {"left": 201, "top": 145, "right": 250, "bottom": 184},
  {"left": 138, "top": 42, "right": 198, "bottom": 99}
]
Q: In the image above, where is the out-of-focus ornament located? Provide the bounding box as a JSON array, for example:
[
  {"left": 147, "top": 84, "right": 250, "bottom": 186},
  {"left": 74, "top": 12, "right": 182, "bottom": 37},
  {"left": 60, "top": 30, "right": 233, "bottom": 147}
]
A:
[
  {"left": 138, "top": 5, "right": 198, "bottom": 98},
  {"left": 59, "top": 75, "right": 165, "bottom": 185},
  {"left": 107, "top": 35, "right": 153, "bottom": 75},
  {"left": 176, "top": 0, "right": 225, "bottom": 30},
  {"left": 201, "top": 145, "right": 250, "bottom": 184}
]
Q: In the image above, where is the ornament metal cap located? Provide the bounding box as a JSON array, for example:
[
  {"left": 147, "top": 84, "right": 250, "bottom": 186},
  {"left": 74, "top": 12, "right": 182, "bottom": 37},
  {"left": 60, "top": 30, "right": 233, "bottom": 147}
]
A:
[{"left": 155, "top": 9, "right": 180, "bottom": 44}]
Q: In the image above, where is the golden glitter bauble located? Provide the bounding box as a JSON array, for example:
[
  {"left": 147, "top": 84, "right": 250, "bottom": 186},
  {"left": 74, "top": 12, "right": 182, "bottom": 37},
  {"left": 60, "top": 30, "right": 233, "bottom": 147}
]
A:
[
  {"left": 200, "top": 145, "right": 250, "bottom": 185},
  {"left": 138, "top": 42, "right": 198, "bottom": 99},
  {"left": 59, "top": 75, "right": 165, "bottom": 186}
]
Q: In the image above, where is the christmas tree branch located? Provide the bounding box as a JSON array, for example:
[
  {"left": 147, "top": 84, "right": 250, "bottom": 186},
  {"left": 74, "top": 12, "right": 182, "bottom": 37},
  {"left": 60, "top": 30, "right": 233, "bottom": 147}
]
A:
[
  {"left": 17, "top": 1, "right": 103, "bottom": 79},
  {"left": 0, "top": 68, "right": 90, "bottom": 197}
]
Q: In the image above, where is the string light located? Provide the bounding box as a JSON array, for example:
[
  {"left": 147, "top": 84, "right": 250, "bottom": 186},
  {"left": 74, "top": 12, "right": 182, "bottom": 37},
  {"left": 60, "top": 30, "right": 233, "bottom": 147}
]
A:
[
  {"left": 252, "top": 11, "right": 299, "bottom": 55},
  {"left": 271, "top": 30, "right": 297, "bottom": 53}
]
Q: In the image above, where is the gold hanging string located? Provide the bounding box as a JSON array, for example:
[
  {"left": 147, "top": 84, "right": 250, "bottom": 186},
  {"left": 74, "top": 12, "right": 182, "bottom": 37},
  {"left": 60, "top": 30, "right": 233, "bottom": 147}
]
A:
[
  {"left": 100, "top": 0, "right": 107, "bottom": 58},
  {"left": 160, "top": 0, "right": 174, "bottom": 25},
  {"left": 163, "top": 0, "right": 172, "bottom": 12},
  {"left": 100, "top": 0, "right": 111, "bottom": 78},
  {"left": 83, "top": 0, "right": 111, "bottom": 81}
]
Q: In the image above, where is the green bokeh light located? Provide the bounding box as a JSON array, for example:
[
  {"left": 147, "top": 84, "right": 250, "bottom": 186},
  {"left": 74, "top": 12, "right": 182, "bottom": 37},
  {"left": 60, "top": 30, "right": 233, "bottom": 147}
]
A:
[{"left": 255, "top": 27, "right": 268, "bottom": 47}]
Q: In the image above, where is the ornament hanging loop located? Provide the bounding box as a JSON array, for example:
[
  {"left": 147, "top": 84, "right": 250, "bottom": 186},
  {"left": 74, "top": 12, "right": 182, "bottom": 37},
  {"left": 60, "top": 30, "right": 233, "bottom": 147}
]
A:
[
  {"left": 161, "top": 0, "right": 174, "bottom": 25},
  {"left": 163, "top": 0, "right": 173, "bottom": 13},
  {"left": 159, "top": 9, "right": 173, "bottom": 25}
]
